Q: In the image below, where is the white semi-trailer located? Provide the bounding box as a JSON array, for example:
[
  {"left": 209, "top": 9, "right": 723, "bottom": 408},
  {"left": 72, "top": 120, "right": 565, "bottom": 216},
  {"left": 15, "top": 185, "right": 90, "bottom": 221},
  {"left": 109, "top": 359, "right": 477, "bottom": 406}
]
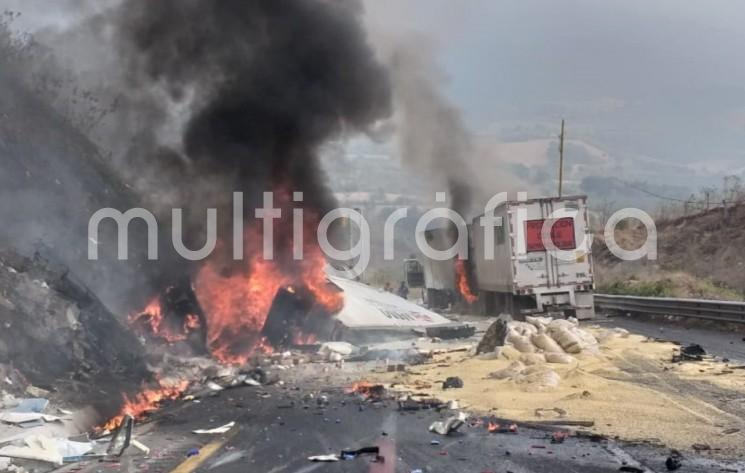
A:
[
  {"left": 405, "top": 195, "right": 595, "bottom": 319},
  {"left": 470, "top": 195, "right": 594, "bottom": 319}
]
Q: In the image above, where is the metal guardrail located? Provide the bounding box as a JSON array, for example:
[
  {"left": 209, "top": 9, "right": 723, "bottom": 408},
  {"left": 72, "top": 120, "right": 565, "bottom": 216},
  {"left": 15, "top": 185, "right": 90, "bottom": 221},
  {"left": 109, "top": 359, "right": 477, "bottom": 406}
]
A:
[{"left": 594, "top": 293, "right": 745, "bottom": 324}]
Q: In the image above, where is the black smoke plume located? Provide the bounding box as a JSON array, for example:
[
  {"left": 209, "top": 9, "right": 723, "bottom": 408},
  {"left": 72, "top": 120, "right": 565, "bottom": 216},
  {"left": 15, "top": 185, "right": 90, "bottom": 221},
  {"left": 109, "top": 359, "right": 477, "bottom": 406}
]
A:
[{"left": 110, "top": 0, "right": 391, "bottom": 278}]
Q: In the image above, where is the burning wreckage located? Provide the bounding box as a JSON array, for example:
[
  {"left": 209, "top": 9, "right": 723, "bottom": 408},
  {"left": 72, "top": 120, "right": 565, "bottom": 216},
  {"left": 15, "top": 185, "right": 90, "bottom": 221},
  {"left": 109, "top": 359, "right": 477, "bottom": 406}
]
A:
[
  {"left": 129, "top": 267, "right": 472, "bottom": 361},
  {"left": 0, "top": 0, "right": 482, "bottom": 466},
  {"left": 6, "top": 239, "right": 742, "bottom": 472},
  {"left": 8, "top": 0, "right": 745, "bottom": 470},
  {"left": 0, "top": 245, "right": 475, "bottom": 469}
]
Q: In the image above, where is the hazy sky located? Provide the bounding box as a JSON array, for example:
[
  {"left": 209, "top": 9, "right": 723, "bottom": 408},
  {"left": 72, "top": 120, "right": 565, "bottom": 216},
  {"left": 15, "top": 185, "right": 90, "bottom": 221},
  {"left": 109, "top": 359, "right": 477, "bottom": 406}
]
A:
[
  {"left": 5, "top": 0, "right": 745, "bottom": 171},
  {"left": 364, "top": 0, "right": 745, "bottom": 168}
]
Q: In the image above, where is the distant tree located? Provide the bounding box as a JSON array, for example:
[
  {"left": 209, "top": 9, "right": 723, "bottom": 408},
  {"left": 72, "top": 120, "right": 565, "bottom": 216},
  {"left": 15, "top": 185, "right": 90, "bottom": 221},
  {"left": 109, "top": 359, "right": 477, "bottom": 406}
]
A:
[{"left": 724, "top": 175, "right": 743, "bottom": 202}]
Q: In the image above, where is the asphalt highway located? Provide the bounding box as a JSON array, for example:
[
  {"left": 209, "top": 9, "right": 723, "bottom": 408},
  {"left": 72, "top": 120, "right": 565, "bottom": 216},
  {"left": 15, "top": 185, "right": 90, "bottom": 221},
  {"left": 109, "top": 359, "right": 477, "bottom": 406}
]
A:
[{"left": 54, "top": 371, "right": 745, "bottom": 473}]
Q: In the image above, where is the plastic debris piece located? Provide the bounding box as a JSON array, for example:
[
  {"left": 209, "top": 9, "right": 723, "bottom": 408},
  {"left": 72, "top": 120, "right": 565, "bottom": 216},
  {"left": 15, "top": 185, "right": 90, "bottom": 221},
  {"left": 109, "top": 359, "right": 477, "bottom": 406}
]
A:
[
  {"left": 11, "top": 398, "right": 49, "bottom": 413},
  {"left": 0, "top": 435, "right": 64, "bottom": 465},
  {"left": 58, "top": 439, "right": 94, "bottom": 461},
  {"left": 0, "top": 412, "right": 61, "bottom": 424},
  {"left": 193, "top": 421, "right": 236, "bottom": 434},
  {"left": 131, "top": 439, "right": 150, "bottom": 455},
  {"left": 318, "top": 342, "right": 358, "bottom": 359},
  {"left": 309, "top": 454, "right": 339, "bottom": 462}
]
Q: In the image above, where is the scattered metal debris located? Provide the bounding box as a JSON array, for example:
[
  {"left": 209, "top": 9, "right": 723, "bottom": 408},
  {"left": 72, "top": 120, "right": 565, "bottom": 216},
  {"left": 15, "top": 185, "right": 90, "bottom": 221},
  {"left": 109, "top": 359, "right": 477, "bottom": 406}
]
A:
[{"left": 428, "top": 412, "right": 467, "bottom": 435}]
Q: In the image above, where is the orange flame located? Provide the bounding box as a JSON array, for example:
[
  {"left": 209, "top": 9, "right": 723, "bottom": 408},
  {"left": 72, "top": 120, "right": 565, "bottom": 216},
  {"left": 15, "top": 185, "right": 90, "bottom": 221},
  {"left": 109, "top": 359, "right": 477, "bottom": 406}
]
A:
[
  {"left": 194, "top": 221, "right": 342, "bottom": 365},
  {"left": 292, "top": 331, "right": 317, "bottom": 345},
  {"left": 299, "top": 244, "right": 343, "bottom": 313},
  {"left": 346, "top": 381, "right": 385, "bottom": 399},
  {"left": 131, "top": 186, "right": 343, "bottom": 365},
  {"left": 454, "top": 259, "right": 478, "bottom": 303},
  {"left": 195, "top": 250, "right": 287, "bottom": 365},
  {"left": 100, "top": 378, "right": 189, "bottom": 432},
  {"left": 128, "top": 298, "right": 201, "bottom": 343},
  {"left": 184, "top": 314, "right": 201, "bottom": 330}
]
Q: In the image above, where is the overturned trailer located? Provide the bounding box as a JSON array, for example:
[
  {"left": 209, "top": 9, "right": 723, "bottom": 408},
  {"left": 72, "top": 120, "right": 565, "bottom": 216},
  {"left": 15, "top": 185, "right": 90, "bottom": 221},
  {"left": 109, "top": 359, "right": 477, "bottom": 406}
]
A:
[
  {"left": 326, "top": 275, "right": 474, "bottom": 341},
  {"left": 264, "top": 271, "right": 475, "bottom": 345}
]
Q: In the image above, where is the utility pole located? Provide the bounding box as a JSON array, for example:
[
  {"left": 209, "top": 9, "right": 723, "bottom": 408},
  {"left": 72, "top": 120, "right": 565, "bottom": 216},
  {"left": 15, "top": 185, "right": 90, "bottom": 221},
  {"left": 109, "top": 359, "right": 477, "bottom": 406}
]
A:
[{"left": 558, "top": 119, "right": 565, "bottom": 197}]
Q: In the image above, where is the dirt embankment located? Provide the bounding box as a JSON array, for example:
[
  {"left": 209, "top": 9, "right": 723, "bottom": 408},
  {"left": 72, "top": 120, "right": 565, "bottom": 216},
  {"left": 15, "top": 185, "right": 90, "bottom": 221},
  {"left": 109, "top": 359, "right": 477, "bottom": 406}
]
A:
[
  {"left": 593, "top": 204, "right": 745, "bottom": 300},
  {"left": 0, "top": 249, "right": 150, "bottom": 411},
  {"left": 0, "top": 58, "right": 155, "bottom": 411}
]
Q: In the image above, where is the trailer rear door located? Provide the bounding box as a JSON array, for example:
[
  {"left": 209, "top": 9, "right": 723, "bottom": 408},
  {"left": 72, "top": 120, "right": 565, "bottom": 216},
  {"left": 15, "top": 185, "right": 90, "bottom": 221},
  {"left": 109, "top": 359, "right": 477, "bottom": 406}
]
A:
[{"left": 511, "top": 198, "right": 592, "bottom": 290}]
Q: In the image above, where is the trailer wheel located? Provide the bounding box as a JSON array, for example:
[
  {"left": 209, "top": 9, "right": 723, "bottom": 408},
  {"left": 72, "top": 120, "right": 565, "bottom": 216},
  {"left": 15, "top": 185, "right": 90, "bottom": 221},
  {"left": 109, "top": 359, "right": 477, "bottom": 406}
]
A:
[
  {"left": 502, "top": 294, "right": 538, "bottom": 321},
  {"left": 481, "top": 291, "right": 496, "bottom": 316}
]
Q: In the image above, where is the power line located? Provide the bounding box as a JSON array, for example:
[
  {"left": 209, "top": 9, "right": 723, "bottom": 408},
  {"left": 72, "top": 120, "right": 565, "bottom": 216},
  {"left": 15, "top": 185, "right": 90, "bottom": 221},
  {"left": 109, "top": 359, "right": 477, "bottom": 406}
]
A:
[{"left": 616, "top": 178, "right": 745, "bottom": 206}]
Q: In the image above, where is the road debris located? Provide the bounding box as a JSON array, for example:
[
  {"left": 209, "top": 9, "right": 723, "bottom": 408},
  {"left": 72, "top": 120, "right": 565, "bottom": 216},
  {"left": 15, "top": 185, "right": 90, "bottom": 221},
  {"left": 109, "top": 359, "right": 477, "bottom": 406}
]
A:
[
  {"left": 308, "top": 454, "right": 339, "bottom": 462},
  {"left": 193, "top": 421, "right": 236, "bottom": 434},
  {"left": 673, "top": 344, "right": 707, "bottom": 362},
  {"left": 535, "top": 407, "right": 568, "bottom": 418},
  {"left": 665, "top": 450, "right": 683, "bottom": 470},
  {"left": 429, "top": 412, "right": 467, "bottom": 435},
  {"left": 106, "top": 415, "right": 133, "bottom": 457},
  {"left": 551, "top": 431, "right": 569, "bottom": 444},
  {"left": 10, "top": 398, "right": 49, "bottom": 413},
  {"left": 487, "top": 421, "right": 518, "bottom": 434},
  {"left": 318, "top": 342, "right": 358, "bottom": 360},
  {"left": 442, "top": 376, "right": 463, "bottom": 389},
  {"left": 398, "top": 397, "right": 443, "bottom": 411},
  {"left": 131, "top": 439, "right": 150, "bottom": 455},
  {"left": 340, "top": 446, "right": 380, "bottom": 460},
  {"left": 0, "top": 412, "right": 62, "bottom": 425},
  {"left": 347, "top": 381, "right": 386, "bottom": 400},
  {"left": 0, "top": 434, "right": 83, "bottom": 465}
]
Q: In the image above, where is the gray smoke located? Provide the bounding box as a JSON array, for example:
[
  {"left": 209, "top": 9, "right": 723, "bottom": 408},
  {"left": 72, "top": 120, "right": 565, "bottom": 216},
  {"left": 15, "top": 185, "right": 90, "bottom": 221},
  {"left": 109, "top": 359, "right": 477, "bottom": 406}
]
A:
[{"left": 384, "top": 39, "right": 475, "bottom": 215}]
